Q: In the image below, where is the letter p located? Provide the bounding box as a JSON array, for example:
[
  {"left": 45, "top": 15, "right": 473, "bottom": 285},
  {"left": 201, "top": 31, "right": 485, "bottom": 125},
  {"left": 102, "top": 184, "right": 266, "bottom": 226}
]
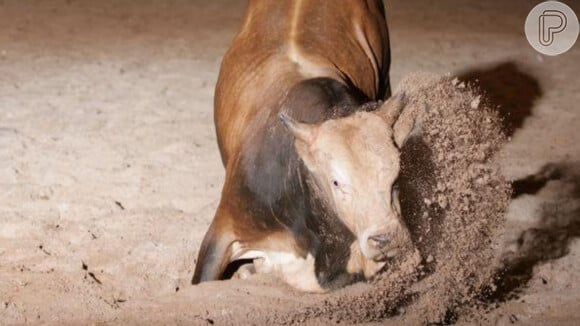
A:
[{"left": 539, "top": 10, "right": 568, "bottom": 46}]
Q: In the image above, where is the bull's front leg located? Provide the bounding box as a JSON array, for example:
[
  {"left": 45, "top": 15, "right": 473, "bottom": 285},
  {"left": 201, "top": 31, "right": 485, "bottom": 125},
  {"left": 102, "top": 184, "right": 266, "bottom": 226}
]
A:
[
  {"left": 192, "top": 203, "right": 238, "bottom": 284},
  {"left": 312, "top": 239, "right": 366, "bottom": 291},
  {"left": 266, "top": 248, "right": 360, "bottom": 293}
]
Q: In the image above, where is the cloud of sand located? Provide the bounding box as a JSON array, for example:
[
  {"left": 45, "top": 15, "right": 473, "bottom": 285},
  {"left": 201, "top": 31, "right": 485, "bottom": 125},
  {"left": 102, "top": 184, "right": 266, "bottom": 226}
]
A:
[{"left": 277, "top": 73, "right": 511, "bottom": 324}]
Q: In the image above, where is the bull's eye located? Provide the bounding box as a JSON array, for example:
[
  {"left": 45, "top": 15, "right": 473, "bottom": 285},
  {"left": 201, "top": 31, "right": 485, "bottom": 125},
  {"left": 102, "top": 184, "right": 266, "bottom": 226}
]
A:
[
  {"left": 393, "top": 179, "right": 400, "bottom": 191},
  {"left": 332, "top": 180, "right": 339, "bottom": 187}
]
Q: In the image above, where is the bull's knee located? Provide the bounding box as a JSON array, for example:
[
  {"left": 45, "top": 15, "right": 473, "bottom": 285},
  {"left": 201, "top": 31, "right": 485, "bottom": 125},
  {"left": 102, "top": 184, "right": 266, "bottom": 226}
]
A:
[{"left": 192, "top": 209, "right": 237, "bottom": 284}]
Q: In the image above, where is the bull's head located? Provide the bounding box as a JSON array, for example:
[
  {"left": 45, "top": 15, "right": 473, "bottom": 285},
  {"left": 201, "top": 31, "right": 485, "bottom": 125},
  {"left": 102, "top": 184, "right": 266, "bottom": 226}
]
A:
[{"left": 280, "top": 93, "right": 419, "bottom": 263}]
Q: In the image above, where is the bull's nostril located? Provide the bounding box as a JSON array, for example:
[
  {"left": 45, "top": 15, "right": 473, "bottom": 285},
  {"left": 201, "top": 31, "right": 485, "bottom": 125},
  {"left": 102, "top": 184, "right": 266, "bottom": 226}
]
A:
[{"left": 368, "top": 234, "right": 390, "bottom": 248}]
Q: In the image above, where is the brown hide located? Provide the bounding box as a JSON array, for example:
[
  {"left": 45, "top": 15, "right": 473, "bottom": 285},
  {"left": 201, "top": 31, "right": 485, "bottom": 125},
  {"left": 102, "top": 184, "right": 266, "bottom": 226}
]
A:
[
  {"left": 215, "top": 0, "right": 390, "bottom": 165},
  {"left": 193, "top": 0, "right": 391, "bottom": 291}
]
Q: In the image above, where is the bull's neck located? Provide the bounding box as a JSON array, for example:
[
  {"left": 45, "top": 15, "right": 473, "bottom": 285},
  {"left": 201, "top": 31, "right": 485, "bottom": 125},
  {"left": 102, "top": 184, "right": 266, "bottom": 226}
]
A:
[
  {"left": 233, "top": 77, "right": 365, "bottom": 233},
  {"left": 234, "top": 112, "right": 313, "bottom": 228}
]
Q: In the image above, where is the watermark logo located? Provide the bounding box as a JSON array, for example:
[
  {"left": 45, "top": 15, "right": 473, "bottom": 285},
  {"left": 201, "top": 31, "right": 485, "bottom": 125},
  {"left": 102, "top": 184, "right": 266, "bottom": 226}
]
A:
[{"left": 525, "top": 1, "right": 579, "bottom": 56}]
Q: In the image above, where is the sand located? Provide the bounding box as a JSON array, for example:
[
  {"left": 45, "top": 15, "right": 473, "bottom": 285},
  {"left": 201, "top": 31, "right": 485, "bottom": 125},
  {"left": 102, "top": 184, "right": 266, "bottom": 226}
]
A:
[{"left": 1, "top": 0, "right": 580, "bottom": 325}]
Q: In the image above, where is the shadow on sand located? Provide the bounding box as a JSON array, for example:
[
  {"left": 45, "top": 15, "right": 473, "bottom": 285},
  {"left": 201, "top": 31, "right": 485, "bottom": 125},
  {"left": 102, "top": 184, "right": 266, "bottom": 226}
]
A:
[
  {"left": 487, "top": 162, "right": 580, "bottom": 302},
  {"left": 458, "top": 62, "right": 578, "bottom": 303},
  {"left": 458, "top": 61, "right": 542, "bottom": 137}
]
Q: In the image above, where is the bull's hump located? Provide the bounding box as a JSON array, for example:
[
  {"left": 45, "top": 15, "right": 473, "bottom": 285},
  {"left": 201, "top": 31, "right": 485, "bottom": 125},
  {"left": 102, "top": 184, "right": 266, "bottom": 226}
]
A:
[
  {"left": 284, "top": 0, "right": 378, "bottom": 96},
  {"left": 233, "top": 0, "right": 379, "bottom": 95},
  {"left": 283, "top": 0, "right": 343, "bottom": 82}
]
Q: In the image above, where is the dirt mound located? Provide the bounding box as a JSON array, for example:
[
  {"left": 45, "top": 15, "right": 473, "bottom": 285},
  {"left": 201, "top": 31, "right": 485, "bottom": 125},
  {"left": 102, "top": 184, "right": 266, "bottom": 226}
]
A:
[{"left": 275, "top": 73, "right": 512, "bottom": 324}]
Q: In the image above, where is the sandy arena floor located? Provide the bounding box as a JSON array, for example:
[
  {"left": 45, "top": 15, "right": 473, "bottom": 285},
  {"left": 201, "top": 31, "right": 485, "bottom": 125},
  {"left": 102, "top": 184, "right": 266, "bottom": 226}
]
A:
[{"left": 1, "top": 0, "right": 579, "bottom": 324}]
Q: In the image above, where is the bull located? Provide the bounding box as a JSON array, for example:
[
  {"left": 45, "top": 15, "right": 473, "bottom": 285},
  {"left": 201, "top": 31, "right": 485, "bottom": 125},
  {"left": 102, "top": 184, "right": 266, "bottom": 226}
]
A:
[{"left": 192, "top": 0, "right": 418, "bottom": 292}]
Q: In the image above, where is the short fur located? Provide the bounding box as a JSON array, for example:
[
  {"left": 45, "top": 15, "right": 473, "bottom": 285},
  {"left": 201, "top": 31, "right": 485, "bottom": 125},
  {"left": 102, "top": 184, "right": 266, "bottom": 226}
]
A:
[{"left": 193, "top": 0, "right": 391, "bottom": 291}]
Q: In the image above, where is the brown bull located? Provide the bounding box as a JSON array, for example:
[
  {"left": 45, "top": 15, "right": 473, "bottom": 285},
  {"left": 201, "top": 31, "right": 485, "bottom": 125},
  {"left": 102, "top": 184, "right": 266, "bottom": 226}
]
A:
[{"left": 192, "top": 0, "right": 418, "bottom": 292}]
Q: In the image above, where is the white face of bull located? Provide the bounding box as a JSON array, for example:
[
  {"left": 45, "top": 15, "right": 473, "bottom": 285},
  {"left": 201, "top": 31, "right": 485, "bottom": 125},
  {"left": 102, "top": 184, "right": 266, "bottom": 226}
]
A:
[{"left": 281, "top": 94, "right": 419, "bottom": 262}]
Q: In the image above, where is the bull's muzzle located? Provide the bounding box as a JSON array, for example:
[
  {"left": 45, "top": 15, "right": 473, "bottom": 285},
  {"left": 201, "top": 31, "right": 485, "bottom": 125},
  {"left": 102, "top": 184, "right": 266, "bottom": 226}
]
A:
[{"left": 360, "top": 222, "right": 411, "bottom": 261}]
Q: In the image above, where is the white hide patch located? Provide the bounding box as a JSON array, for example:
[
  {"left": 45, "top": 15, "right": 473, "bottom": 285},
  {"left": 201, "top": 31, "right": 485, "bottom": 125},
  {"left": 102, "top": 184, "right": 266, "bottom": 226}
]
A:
[
  {"left": 231, "top": 243, "right": 323, "bottom": 293},
  {"left": 272, "top": 252, "right": 323, "bottom": 293}
]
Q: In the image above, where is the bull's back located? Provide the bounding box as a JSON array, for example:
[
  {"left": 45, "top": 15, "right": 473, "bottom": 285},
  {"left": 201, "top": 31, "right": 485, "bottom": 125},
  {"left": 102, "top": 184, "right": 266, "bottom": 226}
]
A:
[{"left": 214, "top": 0, "right": 389, "bottom": 165}]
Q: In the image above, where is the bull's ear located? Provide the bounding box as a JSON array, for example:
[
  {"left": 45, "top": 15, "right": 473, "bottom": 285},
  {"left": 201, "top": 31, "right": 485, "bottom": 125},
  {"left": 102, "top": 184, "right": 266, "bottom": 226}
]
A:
[
  {"left": 375, "top": 92, "right": 422, "bottom": 148},
  {"left": 279, "top": 113, "right": 319, "bottom": 169},
  {"left": 392, "top": 104, "right": 422, "bottom": 148},
  {"left": 375, "top": 92, "right": 407, "bottom": 126},
  {"left": 279, "top": 113, "right": 317, "bottom": 144}
]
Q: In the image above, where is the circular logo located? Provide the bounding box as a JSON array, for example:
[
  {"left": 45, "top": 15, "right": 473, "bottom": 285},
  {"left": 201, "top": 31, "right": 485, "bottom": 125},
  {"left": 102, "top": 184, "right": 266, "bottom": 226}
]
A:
[{"left": 525, "top": 1, "right": 579, "bottom": 56}]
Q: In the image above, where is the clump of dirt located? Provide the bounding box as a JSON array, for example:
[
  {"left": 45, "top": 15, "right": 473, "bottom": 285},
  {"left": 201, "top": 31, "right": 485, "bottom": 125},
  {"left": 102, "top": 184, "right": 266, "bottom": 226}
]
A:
[
  {"left": 398, "top": 73, "right": 512, "bottom": 323},
  {"left": 280, "top": 73, "right": 512, "bottom": 324}
]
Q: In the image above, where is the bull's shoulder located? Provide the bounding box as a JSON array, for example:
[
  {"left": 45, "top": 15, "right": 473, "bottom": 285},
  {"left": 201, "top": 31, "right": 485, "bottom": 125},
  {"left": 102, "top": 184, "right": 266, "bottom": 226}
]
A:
[{"left": 230, "top": 78, "right": 363, "bottom": 213}]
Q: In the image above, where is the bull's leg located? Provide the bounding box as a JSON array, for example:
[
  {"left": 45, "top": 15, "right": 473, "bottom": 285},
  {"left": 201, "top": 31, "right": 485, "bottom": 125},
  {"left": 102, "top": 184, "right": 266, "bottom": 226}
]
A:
[
  {"left": 264, "top": 245, "right": 362, "bottom": 292},
  {"left": 236, "top": 229, "right": 329, "bottom": 292},
  {"left": 317, "top": 271, "right": 363, "bottom": 291},
  {"left": 314, "top": 245, "right": 365, "bottom": 291},
  {"left": 274, "top": 243, "right": 362, "bottom": 292},
  {"left": 191, "top": 207, "right": 235, "bottom": 285}
]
